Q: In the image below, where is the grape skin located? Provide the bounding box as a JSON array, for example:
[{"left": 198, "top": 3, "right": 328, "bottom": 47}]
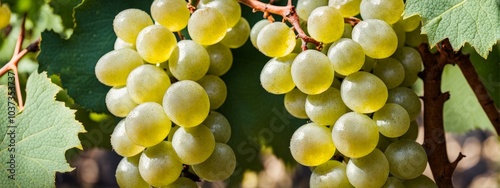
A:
[
  {"left": 296, "top": 0, "right": 328, "bottom": 20},
  {"left": 136, "top": 25, "right": 177, "bottom": 64},
  {"left": 188, "top": 8, "right": 227, "bottom": 45},
  {"left": 125, "top": 102, "right": 171, "bottom": 147},
  {"left": 346, "top": 149, "right": 389, "bottom": 188},
  {"left": 260, "top": 53, "right": 297, "bottom": 94},
  {"left": 168, "top": 40, "right": 210, "bottom": 81},
  {"left": 352, "top": 19, "right": 398, "bottom": 59},
  {"left": 113, "top": 9, "right": 153, "bottom": 44},
  {"left": 291, "top": 50, "right": 334, "bottom": 95},
  {"left": 328, "top": 0, "right": 361, "bottom": 17},
  {"left": 105, "top": 86, "right": 138, "bottom": 117},
  {"left": 95, "top": 48, "right": 143, "bottom": 87},
  {"left": 250, "top": 19, "right": 270, "bottom": 49},
  {"left": 340, "top": 71, "right": 388, "bottom": 113},
  {"left": 360, "top": 0, "right": 404, "bottom": 24},
  {"left": 385, "top": 139, "right": 428, "bottom": 179},
  {"left": 221, "top": 17, "right": 251, "bottom": 49},
  {"left": 284, "top": 88, "right": 309, "bottom": 119},
  {"left": 305, "top": 87, "right": 348, "bottom": 126},
  {"left": 327, "top": 38, "right": 365, "bottom": 76},
  {"left": 307, "top": 6, "right": 344, "bottom": 43},
  {"left": 127, "top": 64, "right": 171, "bottom": 104},
  {"left": 172, "top": 125, "right": 215, "bottom": 165},
  {"left": 139, "top": 141, "right": 183, "bottom": 187},
  {"left": 111, "top": 119, "right": 145, "bottom": 157},
  {"left": 163, "top": 80, "right": 210, "bottom": 127},
  {"left": 0, "top": 4, "right": 11, "bottom": 29},
  {"left": 192, "top": 143, "right": 236, "bottom": 182},
  {"left": 116, "top": 155, "right": 149, "bottom": 188},
  {"left": 257, "top": 22, "right": 296, "bottom": 58},
  {"left": 203, "top": 111, "right": 232, "bottom": 143},
  {"left": 205, "top": 43, "right": 233, "bottom": 76},
  {"left": 310, "top": 160, "right": 353, "bottom": 188},
  {"left": 332, "top": 112, "right": 379, "bottom": 158},
  {"left": 290, "top": 123, "right": 336, "bottom": 166},
  {"left": 151, "top": 0, "right": 190, "bottom": 31}
]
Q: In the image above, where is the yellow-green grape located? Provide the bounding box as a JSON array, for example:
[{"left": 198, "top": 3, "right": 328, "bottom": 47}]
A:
[
  {"left": 361, "top": 56, "right": 376, "bottom": 72},
  {"left": 111, "top": 120, "right": 145, "bottom": 157},
  {"left": 296, "top": 0, "right": 328, "bottom": 20},
  {"left": 113, "top": 9, "right": 153, "bottom": 44},
  {"left": 392, "top": 47, "right": 423, "bottom": 86},
  {"left": 360, "top": 0, "right": 404, "bottom": 24},
  {"left": 163, "top": 80, "right": 210, "bottom": 127},
  {"left": 136, "top": 25, "right": 177, "bottom": 64},
  {"left": 250, "top": 19, "right": 270, "bottom": 49},
  {"left": 188, "top": 8, "right": 227, "bottom": 45},
  {"left": 327, "top": 38, "right": 365, "bottom": 76},
  {"left": 392, "top": 22, "right": 406, "bottom": 49},
  {"left": 403, "top": 175, "right": 438, "bottom": 188},
  {"left": 0, "top": 4, "right": 10, "bottom": 29},
  {"left": 197, "top": 75, "right": 227, "bottom": 110},
  {"left": 127, "top": 65, "right": 171, "bottom": 104},
  {"left": 373, "top": 103, "right": 410, "bottom": 138},
  {"left": 352, "top": 19, "right": 398, "bottom": 59},
  {"left": 192, "top": 143, "right": 236, "bottom": 181},
  {"left": 257, "top": 22, "right": 296, "bottom": 57},
  {"left": 341, "top": 71, "right": 388, "bottom": 113},
  {"left": 342, "top": 23, "right": 353, "bottom": 38},
  {"left": 169, "top": 40, "right": 210, "bottom": 81},
  {"left": 405, "top": 25, "right": 426, "bottom": 47},
  {"left": 399, "top": 121, "right": 419, "bottom": 140},
  {"left": 114, "top": 38, "right": 135, "bottom": 50},
  {"left": 172, "top": 125, "right": 215, "bottom": 165},
  {"left": 105, "top": 87, "right": 138, "bottom": 117},
  {"left": 376, "top": 133, "right": 392, "bottom": 152},
  {"left": 151, "top": 0, "right": 190, "bottom": 31},
  {"left": 305, "top": 87, "right": 348, "bottom": 126},
  {"left": 346, "top": 149, "right": 389, "bottom": 188},
  {"left": 95, "top": 48, "right": 143, "bottom": 87},
  {"left": 198, "top": 0, "right": 241, "bottom": 28},
  {"left": 400, "top": 15, "right": 421, "bottom": 32},
  {"left": 292, "top": 50, "right": 334, "bottom": 95},
  {"left": 372, "top": 58, "right": 405, "bottom": 89},
  {"left": 125, "top": 102, "right": 171, "bottom": 147},
  {"left": 290, "top": 123, "right": 336, "bottom": 166},
  {"left": 205, "top": 43, "right": 233, "bottom": 76},
  {"left": 139, "top": 141, "right": 183, "bottom": 187},
  {"left": 307, "top": 6, "right": 344, "bottom": 43},
  {"left": 385, "top": 139, "right": 427, "bottom": 179},
  {"left": 161, "top": 177, "right": 198, "bottom": 188},
  {"left": 382, "top": 177, "right": 405, "bottom": 188},
  {"left": 203, "top": 111, "right": 231, "bottom": 143},
  {"left": 332, "top": 112, "right": 379, "bottom": 158},
  {"left": 284, "top": 88, "right": 309, "bottom": 119},
  {"left": 387, "top": 87, "right": 421, "bottom": 120},
  {"left": 260, "top": 53, "right": 297, "bottom": 94},
  {"left": 116, "top": 155, "right": 149, "bottom": 188},
  {"left": 221, "top": 17, "right": 250, "bottom": 48},
  {"left": 328, "top": 0, "right": 361, "bottom": 17},
  {"left": 310, "top": 160, "right": 354, "bottom": 188}
]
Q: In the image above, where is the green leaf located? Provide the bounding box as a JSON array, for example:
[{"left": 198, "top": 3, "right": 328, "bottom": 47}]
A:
[
  {"left": 0, "top": 71, "right": 85, "bottom": 187},
  {"left": 49, "top": 0, "right": 83, "bottom": 29},
  {"left": 405, "top": 0, "right": 500, "bottom": 58}
]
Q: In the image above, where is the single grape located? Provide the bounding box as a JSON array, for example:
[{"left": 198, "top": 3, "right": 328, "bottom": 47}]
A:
[
  {"left": 136, "top": 25, "right": 177, "bottom": 64},
  {"left": 399, "top": 120, "right": 419, "bottom": 140},
  {"left": 376, "top": 133, "right": 393, "bottom": 152},
  {"left": 203, "top": 111, "right": 231, "bottom": 143},
  {"left": 291, "top": 50, "right": 334, "bottom": 95},
  {"left": 328, "top": 0, "right": 361, "bottom": 17},
  {"left": 151, "top": 0, "right": 190, "bottom": 31},
  {"left": 260, "top": 53, "right": 297, "bottom": 94},
  {"left": 198, "top": 0, "right": 241, "bottom": 28},
  {"left": 381, "top": 177, "right": 405, "bottom": 188},
  {"left": 168, "top": 40, "right": 210, "bottom": 81},
  {"left": 387, "top": 87, "right": 422, "bottom": 120},
  {"left": 373, "top": 103, "right": 410, "bottom": 138},
  {"left": 125, "top": 102, "right": 171, "bottom": 147},
  {"left": 105, "top": 87, "right": 138, "bottom": 117},
  {"left": 256, "top": 22, "right": 296, "bottom": 57},
  {"left": 332, "top": 112, "right": 379, "bottom": 158},
  {"left": 196, "top": 75, "right": 227, "bottom": 110},
  {"left": 290, "top": 123, "right": 336, "bottom": 166},
  {"left": 116, "top": 155, "right": 149, "bottom": 188},
  {"left": 360, "top": 0, "right": 404, "bottom": 24},
  {"left": 372, "top": 57, "right": 405, "bottom": 89},
  {"left": 310, "top": 160, "right": 353, "bottom": 188},
  {"left": 114, "top": 37, "right": 135, "bottom": 50},
  {"left": 127, "top": 64, "right": 171, "bottom": 104},
  {"left": 111, "top": 119, "right": 145, "bottom": 157},
  {"left": 188, "top": 7, "right": 227, "bottom": 45},
  {"left": 352, "top": 19, "right": 398, "bottom": 59},
  {"left": 221, "top": 17, "right": 250, "bottom": 48},
  {"left": 139, "top": 141, "right": 183, "bottom": 187},
  {"left": 95, "top": 48, "right": 143, "bottom": 87},
  {"left": 296, "top": 0, "right": 328, "bottom": 20},
  {"left": 327, "top": 38, "right": 365, "bottom": 76},
  {"left": 400, "top": 15, "right": 421, "bottom": 32},
  {"left": 307, "top": 6, "right": 344, "bottom": 43},
  {"left": 0, "top": 4, "right": 11, "bottom": 29},
  {"left": 113, "top": 9, "right": 153, "bottom": 43},
  {"left": 205, "top": 43, "right": 233, "bottom": 76},
  {"left": 163, "top": 80, "right": 210, "bottom": 127},
  {"left": 346, "top": 149, "right": 389, "bottom": 188},
  {"left": 405, "top": 25, "right": 427, "bottom": 47},
  {"left": 403, "top": 175, "right": 438, "bottom": 188},
  {"left": 305, "top": 87, "right": 348, "bottom": 126},
  {"left": 392, "top": 22, "right": 407, "bottom": 49},
  {"left": 385, "top": 139, "right": 427, "bottom": 179},
  {"left": 340, "top": 71, "right": 388, "bottom": 113},
  {"left": 161, "top": 177, "right": 198, "bottom": 188},
  {"left": 172, "top": 125, "right": 215, "bottom": 165},
  {"left": 192, "top": 143, "right": 236, "bottom": 181},
  {"left": 284, "top": 88, "right": 309, "bottom": 119},
  {"left": 250, "top": 19, "right": 270, "bottom": 49},
  {"left": 392, "top": 47, "right": 423, "bottom": 87}
]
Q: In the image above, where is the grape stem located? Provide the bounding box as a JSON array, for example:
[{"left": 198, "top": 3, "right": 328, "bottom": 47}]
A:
[{"left": 344, "top": 17, "right": 361, "bottom": 26}]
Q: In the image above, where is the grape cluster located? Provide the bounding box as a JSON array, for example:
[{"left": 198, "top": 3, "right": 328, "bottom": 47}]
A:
[
  {"left": 255, "top": 0, "right": 435, "bottom": 187},
  {"left": 94, "top": 0, "right": 246, "bottom": 187}
]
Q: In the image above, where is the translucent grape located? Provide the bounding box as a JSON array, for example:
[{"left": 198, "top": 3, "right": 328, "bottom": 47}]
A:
[
  {"left": 196, "top": 75, "right": 227, "bottom": 110},
  {"left": 162, "top": 177, "right": 198, "bottom": 188},
  {"left": 113, "top": 9, "right": 153, "bottom": 43},
  {"left": 260, "top": 53, "right": 297, "bottom": 94},
  {"left": 257, "top": 22, "right": 296, "bottom": 57},
  {"left": 360, "top": 0, "right": 404, "bottom": 24},
  {"left": 136, "top": 25, "right": 177, "bottom": 64},
  {"left": 105, "top": 87, "right": 138, "bottom": 117},
  {"left": 205, "top": 43, "right": 233, "bottom": 76},
  {"left": 203, "top": 111, "right": 231, "bottom": 143},
  {"left": 168, "top": 40, "right": 210, "bottom": 81},
  {"left": 163, "top": 80, "right": 210, "bottom": 127},
  {"left": 392, "top": 22, "right": 406, "bottom": 49},
  {"left": 188, "top": 8, "right": 227, "bottom": 45},
  {"left": 172, "top": 125, "right": 215, "bottom": 165},
  {"left": 95, "top": 48, "right": 143, "bottom": 87},
  {"left": 399, "top": 121, "right": 419, "bottom": 140},
  {"left": 221, "top": 17, "right": 250, "bottom": 48},
  {"left": 291, "top": 50, "right": 334, "bottom": 95},
  {"left": 151, "top": 0, "right": 190, "bottom": 31},
  {"left": 405, "top": 25, "right": 426, "bottom": 48},
  {"left": 328, "top": 0, "right": 361, "bottom": 17},
  {"left": 381, "top": 176, "right": 405, "bottom": 188},
  {"left": 296, "top": 0, "right": 328, "bottom": 20},
  {"left": 352, "top": 19, "right": 398, "bottom": 59},
  {"left": 385, "top": 139, "right": 427, "bottom": 179},
  {"left": 139, "top": 141, "right": 183, "bottom": 187},
  {"left": 284, "top": 88, "right": 308, "bottom": 119},
  {"left": 340, "top": 71, "right": 388, "bottom": 113},
  {"left": 307, "top": 6, "right": 344, "bottom": 43},
  {"left": 332, "top": 112, "right": 379, "bottom": 158},
  {"left": 125, "top": 102, "right": 171, "bottom": 147},
  {"left": 372, "top": 57, "right": 405, "bottom": 89},
  {"left": 198, "top": 0, "right": 241, "bottom": 28},
  {"left": 327, "top": 38, "right": 365, "bottom": 76},
  {"left": 192, "top": 143, "right": 236, "bottom": 181},
  {"left": 127, "top": 64, "right": 171, "bottom": 104},
  {"left": 387, "top": 87, "right": 421, "bottom": 120},
  {"left": 346, "top": 149, "right": 389, "bottom": 188},
  {"left": 305, "top": 87, "right": 348, "bottom": 126},
  {"left": 373, "top": 103, "right": 410, "bottom": 138},
  {"left": 250, "top": 19, "right": 270, "bottom": 49},
  {"left": 116, "top": 155, "right": 149, "bottom": 188},
  {"left": 114, "top": 38, "right": 135, "bottom": 50},
  {"left": 290, "top": 123, "right": 335, "bottom": 166},
  {"left": 0, "top": 4, "right": 11, "bottom": 29},
  {"left": 310, "top": 160, "right": 353, "bottom": 188},
  {"left": 400, "top": 15, "right": 421, "bottom": 32},
  {"left": 403, "top": 175, "right": 438, "bottom": 188},
  {"left": 111, "top": 119, "right": 145, "bottom": 157},
  {"left": 392, "top": 47, "right": 423, "bottom": 86}
]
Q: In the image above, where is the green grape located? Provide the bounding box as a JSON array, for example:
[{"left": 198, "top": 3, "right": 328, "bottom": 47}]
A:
[
  {"left": 385, "top": 139, "right": 427, "bottom": 179},
  {"left": 376, "top": 133, "right": 392, "bottom": 152},
  {"left": 203, "top": 111, "right": 231, "bottom": 143},
  {"left": 0, "top": 4, "right": 11, "bottom": 29},
  {"left": 125, "top": 102, "right": 171, "bottom": 147},
  {"left": 403, "top": 175, "right": 438, "bottom": 188},
  {"left": 372, "top": 58, "right": 405, "bottom": 89},
  {"left": 172, "top": 125, "right": 215, "bottom": 165},
  {"left": 328, "top": 0, "right": 361, "bottom": 17},
  {"left": 305, "top": 87, "right": 348, "bottom": 126},
  {"left": 114, "top": 38, "right": 135, "bottom": 50},
  {"left": 139, "top": 141, "right": 183, "bottom": 187},
  {"left": 127, "top": 64, "right": 171, "bottom": 104},
  {"left": 151, "top": 0, "right": 190, "bottom": 31},
  {"left": 111, "top": 119, "right": 145, "bottom": 157},
  {"left": 116, "top": 155, "right": 149, "bottom": 188},
  {"left": 257, "top": 22, "right": 296, "bottom": 57},
  {"left": 163, "top": 80, "right": 210, "bottom": 127},
  {"left": 290, "top": 123, "right": 335, "bottom": 166},
  {"left": 382, "top": 177, "right": 405, "bottom": 188},
  {"left": 260, "top": 53, "right": 297, "bottom": 94},
  {"left": 399, "top": 120, "right": 419, "bottom": 140},
  {"left": 310, "top": 160, "right": 353, "bottom": 188},
  {"left": 400, "top": 15, "right": 421, "bottom": 32},
  {"left": 346, "top": 149, "right": 389, "bottom": 188},
  {"left": 387, "top": 87, "right": 421, "bottom": 120},
  {"left": 95, "top": 48, "right": 143, "bottom": 87},
  {"left": 205, "top": 43, "right": 233, "bottom": 76},
  {"left": 250, "top": 19, "right": 271, "bottom": 49},
  {"left": 405, "top": 25, "right": 426, "bottom": 47},
  {"left": 284, "top": 88, "right": 309, "bottom": 119},
  {"left": 113, "top": 9, "right": 153, "bottom": 43},
  {"left": 169, "top": 40, "right": 210, "bottom": 81},
  {"left": 161, "top": 177, "right": 198, "bottom": 188},
  {"left": 342, "top": 23, "right": 353, "bottom": 38},
  {"left": 136, "top": 25, "right": 177, "bottom": 64},
  {"left": 392, "top": 47, "right": 423, "bottom": 87},
  {"left": 198, "top": 0, "right": 241, "bottom": 28},
  {"left": 360, "top": 0, "right": 404, "bottom": 24},
  {"left": 332, "top": 112, "right": 379, "bottom": 158},
  {"left": 221, "top": 17, "right": 250, "bottom": 48},
  {"left": 196, "top": 75, "right": 227, "bottom": 109},
  {"left": 188, "top": 7, "right": 227, "bottom": 45},
  {"left": 373, "top": 103, "right": 410, "bottom": 138},
  {"left": 361, "top": 56, "right": 376, "bottom": 72},
  {"left": 307, "top": 6, "right": 344, "bottom": 43},
  {"left": 392, "top": 22, "right": 406, "bottom": 49},
  {"left": 105, "top": 87, "right": 138, "bottom": 117},
  {"left": 327, "top": 38, "right": 365, "bottom": 76},
  {"left": 341, "top": 71, "right": 388, "bottom": 113},
  {"left": 352, "top": 19, "right": 398, "bottom": 59},
  {"left": 296, "top": 0, "right": 328, "bottom": 20},
  {"left": 292, "top": 50, "right": 334, "bottom": 95},
  {"left": 192, "top": 143, "right": 236, "bottom": 181}
]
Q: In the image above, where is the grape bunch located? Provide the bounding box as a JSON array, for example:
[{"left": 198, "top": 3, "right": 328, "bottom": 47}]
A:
[
  {"left": 94, "top": 0, "right": 246, "bottom": 187},
  {"left": 255, "top": 0, "right": 436, "bottom": 187}
]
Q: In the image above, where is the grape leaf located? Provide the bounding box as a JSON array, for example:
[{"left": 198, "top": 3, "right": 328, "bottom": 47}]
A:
[
  {"left": 0, "top": 71, "right": 85, "bottom": 187},
  {"left": 49, "top": 0, "right": 83, "bottom": 29},
  {"left": 405, "top": 0, "right": 500, "bottom": 58}
]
